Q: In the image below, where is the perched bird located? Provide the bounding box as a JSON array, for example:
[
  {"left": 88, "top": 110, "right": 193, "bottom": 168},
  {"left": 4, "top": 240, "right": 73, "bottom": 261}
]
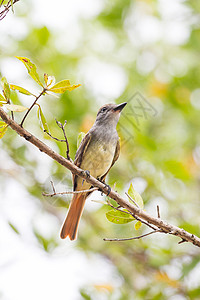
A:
[{"left": 60, "top": 102, "right": 127, "bottom": 240}]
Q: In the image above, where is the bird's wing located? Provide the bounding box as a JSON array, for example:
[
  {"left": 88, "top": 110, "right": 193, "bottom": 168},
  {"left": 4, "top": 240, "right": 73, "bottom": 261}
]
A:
[
  {"left": 100, "top": 139, "right": 120, "bottom": 182},
  {"left": 73, "top": 132, "right": 92, "bottom": 190}
]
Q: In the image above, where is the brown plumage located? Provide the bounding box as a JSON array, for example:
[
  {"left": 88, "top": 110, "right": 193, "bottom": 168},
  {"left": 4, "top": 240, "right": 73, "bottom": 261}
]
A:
[{"left": 60, "top": 102, "right": 127, "bottom": 240}]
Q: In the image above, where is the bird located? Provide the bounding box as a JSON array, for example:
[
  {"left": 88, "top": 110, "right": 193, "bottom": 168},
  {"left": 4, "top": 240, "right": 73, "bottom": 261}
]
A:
[{"left": 60, "top": 102, "right": 127, "bottom": 240}]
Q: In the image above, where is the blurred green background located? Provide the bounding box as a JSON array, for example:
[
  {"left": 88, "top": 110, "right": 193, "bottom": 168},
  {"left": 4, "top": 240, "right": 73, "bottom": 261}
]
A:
[{"left": 0, "top": 0, "right": 200, "bottom": 299}]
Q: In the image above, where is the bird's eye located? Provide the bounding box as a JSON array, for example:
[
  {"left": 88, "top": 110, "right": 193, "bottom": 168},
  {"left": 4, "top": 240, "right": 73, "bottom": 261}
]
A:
[{"left": 101, "top": 107, "right": 107, "bottom": 113}]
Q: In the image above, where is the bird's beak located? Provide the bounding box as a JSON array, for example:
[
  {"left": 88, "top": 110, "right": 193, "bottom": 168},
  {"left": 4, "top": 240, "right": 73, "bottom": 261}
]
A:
[{"left": 113, "top": 102, "right": 127, "bottom": 112}]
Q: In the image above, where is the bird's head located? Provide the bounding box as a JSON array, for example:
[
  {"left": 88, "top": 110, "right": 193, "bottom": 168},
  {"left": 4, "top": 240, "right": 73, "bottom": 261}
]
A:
[{"left": 95, "top": 102, "right": 127, "bottom": 127}]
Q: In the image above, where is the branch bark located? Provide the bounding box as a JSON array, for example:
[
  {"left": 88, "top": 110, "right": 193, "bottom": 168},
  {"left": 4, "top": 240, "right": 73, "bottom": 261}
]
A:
[{"left": 1, "top": 106, "right": 200, "bottom": 247}]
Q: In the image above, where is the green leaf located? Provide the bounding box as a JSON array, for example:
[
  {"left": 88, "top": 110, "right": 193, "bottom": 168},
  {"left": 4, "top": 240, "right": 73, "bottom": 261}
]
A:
[
  {"left": 8, "top": 222, "right": 20, "bottom": 234},
  {"left": 37, "top": 105, "right": 49, "bottom": 132},
  {"left": 15, "top": 56, "right": 43, "bottom": 87},
  {"left": 128, "top": 183, "right": 144, "bottom": 209},
  {"left": 135, "top": 221, "right": 142, "bottom": 230},
  {"left": 80, "top": 290, "right": 92, "bottom": 300},
  {"left": 11, "top": 0, "right": 14, "bottom": 12},
  {"left": 106, "top": 209, "right": 134, "bottom": 224},
  {"left": 1, "top": 77, "right": 10, "bottom": 101},
  {"left": 77, "top": 132, "right": 86, "bottom": 148},
  {"left": 49, "top": 80, "right": 81, "bottom": 94},
  {"left": 4, "top": 104, "right": 28, "bottom": 112},
  {"left": 0, "top": 124, "right": 8, "bottom": 139},
  {"left": 10, "top": 84, "right": 35, "bottom": 96},
  {"left": 34, "top": 230, "right": 58, "bottom": 252},
  {"left": 0, "top": 94, "right": 6, "bottom": 103}
]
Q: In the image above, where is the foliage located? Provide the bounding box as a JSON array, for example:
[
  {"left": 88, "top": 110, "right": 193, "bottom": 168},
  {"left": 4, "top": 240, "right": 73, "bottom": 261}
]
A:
[{"left": 0, "top": 56, "right": 80, "bottom": 132}]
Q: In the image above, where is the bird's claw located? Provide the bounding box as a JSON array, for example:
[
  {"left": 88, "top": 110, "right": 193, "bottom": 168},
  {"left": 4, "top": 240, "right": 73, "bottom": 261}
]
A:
[
  {"left": 82, "top": 170, "right": 90, "bottom": 185},
  {"left": 84, "top": 170, "right": 90, "bottom": 178},
  {"left": 99, "top": 183, "right": 111, "bottom": 196},
  {"left": 105, "top": 183, "right": 111, "bottom": 196}
]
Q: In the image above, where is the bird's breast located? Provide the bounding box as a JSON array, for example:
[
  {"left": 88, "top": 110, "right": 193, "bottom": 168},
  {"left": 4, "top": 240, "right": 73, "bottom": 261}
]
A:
[{"left": 80, "top": 139, "right": 117, "bottom": 179}]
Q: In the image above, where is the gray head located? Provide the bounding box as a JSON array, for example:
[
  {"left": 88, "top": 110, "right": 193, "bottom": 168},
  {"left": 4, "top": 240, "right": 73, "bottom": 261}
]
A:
[{"left": 95, "top": 102, "right": 127, "bottom": 127}]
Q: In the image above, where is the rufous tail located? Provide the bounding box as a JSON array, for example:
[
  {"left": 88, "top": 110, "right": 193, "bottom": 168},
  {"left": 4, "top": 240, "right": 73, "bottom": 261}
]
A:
[{"left": 60, "top": 193, "right": 86, "bottom": 240}]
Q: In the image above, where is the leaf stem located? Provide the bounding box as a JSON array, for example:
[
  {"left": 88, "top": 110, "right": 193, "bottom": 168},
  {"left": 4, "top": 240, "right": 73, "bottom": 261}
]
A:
[{"left": 20, "top": 88, "right": 46, "bottom": 127}]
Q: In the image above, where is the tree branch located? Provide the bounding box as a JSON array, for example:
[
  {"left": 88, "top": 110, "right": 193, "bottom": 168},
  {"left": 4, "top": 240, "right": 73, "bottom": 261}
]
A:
[
  {"left": 0, "top": 0, "right": 20, "bottom": 21},
  {"left": 1, "top": 106, "right": 200, "bottom": 247}
]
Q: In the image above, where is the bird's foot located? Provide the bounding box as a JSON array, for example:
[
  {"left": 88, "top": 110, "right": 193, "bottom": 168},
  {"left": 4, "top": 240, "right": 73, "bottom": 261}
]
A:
[
  {"left": 84, "top": 170, "right": 90, "bottom": 178},
  {"left": 99, "top": 182, "right": 111, "bottom": 196},
  {"left": 105, "top": 183, "right": 111, "bottom": 196},
  {"left": 81, "top": 170, "right": 90, "bottom": 185}
]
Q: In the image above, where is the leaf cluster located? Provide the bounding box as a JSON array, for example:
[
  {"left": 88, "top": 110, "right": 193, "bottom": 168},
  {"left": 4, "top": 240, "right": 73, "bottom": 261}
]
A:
[{"left": 0, "top": 56, "right": 81, "bottom": 135}]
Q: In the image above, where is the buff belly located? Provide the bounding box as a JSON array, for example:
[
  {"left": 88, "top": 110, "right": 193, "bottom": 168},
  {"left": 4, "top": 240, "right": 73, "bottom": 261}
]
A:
[{"left": 76, "top": 140, "right": 117, "bottom": 191}]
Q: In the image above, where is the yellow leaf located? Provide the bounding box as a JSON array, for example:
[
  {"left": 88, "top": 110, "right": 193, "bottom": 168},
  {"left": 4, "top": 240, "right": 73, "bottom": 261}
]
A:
[
  {"left": 44, "top": 73, "right": 48, "bottom": 86},
  {"left": 15, "top": 56, "right": 43, "bottom": 87},
  {"left": 1, "top": 77, "right": 10, "bottom": 101},
  {"left": 0, "top": 124, "right": 8, "bottom": 139},
  {"left": 0, "top": 101, "right": 7, "bottom": 107},
  {"left": 10, "top": 84, "right": 34, "bottom": 96},
  {"left": 4, "top": 104, "right": 28, "bottom": 112},
  {"left": 49, "top": 80, "right": 81, "bottom": 94},
  {"left": 135, "top": 221, "right": 142, "bottom": 230},
  {"left": 0, "top": 120, "right": 7, "bottom": 128}
]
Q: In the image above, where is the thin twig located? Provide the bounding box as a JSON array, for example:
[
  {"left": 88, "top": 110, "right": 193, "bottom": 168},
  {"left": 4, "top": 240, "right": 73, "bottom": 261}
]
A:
[
  {"left": 178, "top": 238, "right": 187, "bottom": 245},
  {"left": 45, "top": 120, "right": 71, "bottom": 160},
  {"left": 106, "top": 200, "right": 133, "bottom": 216},
  {"left": 50, "top": 180, "right": 56, "bottom": 194},
  {"left": 125, "top": 192, "right": 140, "bottom": 208},
  {"left": 45, "top": 131, "right": 66, "bottom": 142},
  {"left": 44, "top": 119, "right": 72, "bottom": 161},
  {"left": 20, "top": 88, "right": 46, "bottom": 127},
  {"left": 43, "top": 187, "right": 98, "bottom": 197},
  {"left": 157, "top": 205, "right": 160, "bottom": 218},
  {"left": 55, "top": 119, "right": 70, "bottom": 160},
  {"left": 8, "top": 100, "right": 14, "bottom": 121},
  {"left": 103, "top": 230, "right": 162, "bottom": 242}
]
